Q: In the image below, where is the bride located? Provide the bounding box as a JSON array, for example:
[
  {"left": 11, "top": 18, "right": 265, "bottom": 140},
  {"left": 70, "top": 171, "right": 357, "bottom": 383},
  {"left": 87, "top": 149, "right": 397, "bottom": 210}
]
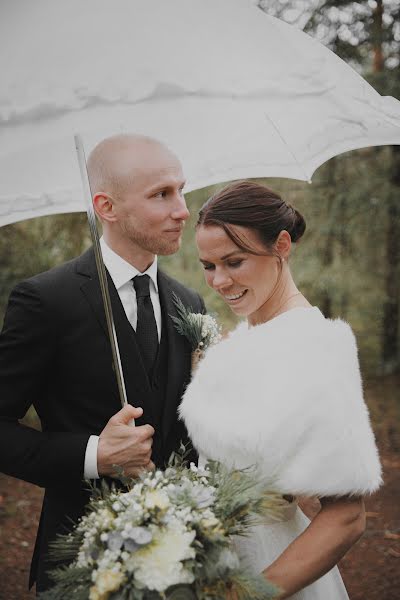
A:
[{"left": 179, "top": 181, "right": 382, "bottom": 599}]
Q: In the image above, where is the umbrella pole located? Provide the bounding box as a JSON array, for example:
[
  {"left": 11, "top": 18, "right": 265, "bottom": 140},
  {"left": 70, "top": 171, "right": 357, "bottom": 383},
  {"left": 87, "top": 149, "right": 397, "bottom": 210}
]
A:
[{"left": 74, "top": 134, "right": 129, "bottom": 410}]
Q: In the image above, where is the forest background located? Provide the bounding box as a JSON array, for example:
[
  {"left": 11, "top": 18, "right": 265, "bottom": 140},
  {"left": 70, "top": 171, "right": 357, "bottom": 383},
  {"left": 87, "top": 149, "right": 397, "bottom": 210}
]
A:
[
  {"left": 1, "top": 0, "right": 399, "bottom": 431},
  {"left": 0, "top": 2, "right": 400, "bottom": 599}
]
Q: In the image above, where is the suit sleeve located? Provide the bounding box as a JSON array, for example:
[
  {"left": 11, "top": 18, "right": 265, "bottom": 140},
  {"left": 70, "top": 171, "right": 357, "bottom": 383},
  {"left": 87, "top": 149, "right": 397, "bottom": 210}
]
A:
[{"left": 0, "top": 281, "right": 90, "bottom": 488}]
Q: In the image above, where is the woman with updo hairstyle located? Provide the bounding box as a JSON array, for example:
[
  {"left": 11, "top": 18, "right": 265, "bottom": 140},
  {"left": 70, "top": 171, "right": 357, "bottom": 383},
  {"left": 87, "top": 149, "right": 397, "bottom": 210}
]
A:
[{"left": 180, "top": 181, "right": 382, "bottom": 599}]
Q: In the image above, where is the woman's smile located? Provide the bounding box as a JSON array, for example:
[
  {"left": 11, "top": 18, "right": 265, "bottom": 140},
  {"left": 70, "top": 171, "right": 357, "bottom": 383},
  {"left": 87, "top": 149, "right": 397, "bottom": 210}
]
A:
[
  {"left": 221, "top": 289, "right": 248, "bottom": 303},
  {"left": 196, "top": 224, "right": 280, "bottom": 320}
]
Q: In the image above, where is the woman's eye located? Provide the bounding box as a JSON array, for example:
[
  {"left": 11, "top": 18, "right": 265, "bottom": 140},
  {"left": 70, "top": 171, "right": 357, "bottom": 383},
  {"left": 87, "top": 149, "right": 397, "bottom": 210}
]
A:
[
  {"left": 202, "top": 264, "right": 214, "bottom": 271},
  {"left": 228, "top": 260, "right": 243, "bottom": 268},
  {"left": 154, "top": 190, "right": 167, "bottom": 198}
]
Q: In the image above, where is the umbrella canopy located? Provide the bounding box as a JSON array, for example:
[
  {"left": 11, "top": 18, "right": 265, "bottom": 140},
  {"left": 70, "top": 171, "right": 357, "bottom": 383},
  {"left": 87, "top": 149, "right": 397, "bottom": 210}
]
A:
[{"left": 1, "top": 0, "right": 400, "bottom": 226}]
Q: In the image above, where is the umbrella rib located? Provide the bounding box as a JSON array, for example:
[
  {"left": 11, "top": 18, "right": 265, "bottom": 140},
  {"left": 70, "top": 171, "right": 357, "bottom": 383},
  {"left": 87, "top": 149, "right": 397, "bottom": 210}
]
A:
[
  {"left": 75, "top": 134, "right": 129, "bottom": 410},
  {"left": 263, "top": 111, "right": 312, "bottom": 183}
]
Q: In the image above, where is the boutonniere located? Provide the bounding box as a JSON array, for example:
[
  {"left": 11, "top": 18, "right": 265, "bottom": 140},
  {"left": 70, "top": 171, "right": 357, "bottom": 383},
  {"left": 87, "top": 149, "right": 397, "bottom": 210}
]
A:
[{"left": 171, "top": 293, "right": 221, "bottom": 372}]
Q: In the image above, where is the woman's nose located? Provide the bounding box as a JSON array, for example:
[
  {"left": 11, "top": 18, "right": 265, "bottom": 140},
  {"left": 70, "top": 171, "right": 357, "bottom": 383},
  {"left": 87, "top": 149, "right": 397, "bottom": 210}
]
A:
[{"left": 212, "top": 268, "right": 232, "bottom": 289}]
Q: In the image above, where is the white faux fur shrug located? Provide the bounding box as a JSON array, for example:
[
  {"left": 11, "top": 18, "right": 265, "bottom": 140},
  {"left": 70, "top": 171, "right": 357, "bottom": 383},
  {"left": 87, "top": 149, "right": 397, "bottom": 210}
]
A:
[{"left": 179, "top": 307, "right": 382, "bottom": 497}]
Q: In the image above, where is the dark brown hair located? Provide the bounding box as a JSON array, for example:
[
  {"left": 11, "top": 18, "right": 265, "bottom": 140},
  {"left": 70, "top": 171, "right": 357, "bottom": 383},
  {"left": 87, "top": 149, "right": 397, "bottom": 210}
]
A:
[{"left": 197, "top": 180, "right": 306, "bottom": 255}]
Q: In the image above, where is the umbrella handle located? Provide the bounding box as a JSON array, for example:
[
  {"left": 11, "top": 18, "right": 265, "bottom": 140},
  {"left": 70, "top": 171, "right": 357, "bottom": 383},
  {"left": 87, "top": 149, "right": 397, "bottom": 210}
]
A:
[{"left": 74, "top": 134, "right": 132, "bottom": 421}]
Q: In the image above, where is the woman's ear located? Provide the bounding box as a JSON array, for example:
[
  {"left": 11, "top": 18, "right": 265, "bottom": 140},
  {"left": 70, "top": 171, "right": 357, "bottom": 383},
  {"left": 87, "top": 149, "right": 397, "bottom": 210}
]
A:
[
  {"left": 92, "top": 192, "right": 117, "bottom": 223},
  {"left": 275, "top": 230, "right": 292, "bottom": 260}
]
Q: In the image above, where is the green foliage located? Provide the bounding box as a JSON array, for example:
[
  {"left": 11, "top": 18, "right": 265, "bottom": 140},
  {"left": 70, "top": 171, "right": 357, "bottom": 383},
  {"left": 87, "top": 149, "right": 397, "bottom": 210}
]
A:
[
  {"left": 39, "top": 565, "right": 92, "bottom": 600},
  {"left": 206, "top": 461, "right": 285, "bottom": 536},
  {"left": 170, "top": 292, "right": 205, "bottom": 350},
  {"left": 0, "top": 213, "right": 90, "bottom": 320},
  {"left": 231, "top": 571, "right": 279, "bottom": 600},
  {"left": 170, "top": 293, "right": 220, "bottom": 352},
  {"left": 40, "top": 454, "right": 280, "bottom": 600}
]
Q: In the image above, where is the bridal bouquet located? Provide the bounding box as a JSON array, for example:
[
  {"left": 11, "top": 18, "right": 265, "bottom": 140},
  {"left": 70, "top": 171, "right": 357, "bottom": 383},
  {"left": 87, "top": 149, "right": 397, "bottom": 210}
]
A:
[{"left": 40, "top": 456, "right": 281, "bottom": 600}]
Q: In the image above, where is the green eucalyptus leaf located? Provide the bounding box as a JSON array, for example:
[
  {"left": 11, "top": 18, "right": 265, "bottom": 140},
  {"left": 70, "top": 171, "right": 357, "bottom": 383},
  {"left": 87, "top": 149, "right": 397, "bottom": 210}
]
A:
[{"left": 166, "top": 584, "right": 197, "bottom": 600}]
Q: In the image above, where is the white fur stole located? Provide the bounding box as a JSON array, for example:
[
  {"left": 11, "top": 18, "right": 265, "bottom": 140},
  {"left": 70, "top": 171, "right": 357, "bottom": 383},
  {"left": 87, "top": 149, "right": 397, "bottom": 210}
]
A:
[{"left": 179, "top": 307, "right": 382, "bottom": 497}]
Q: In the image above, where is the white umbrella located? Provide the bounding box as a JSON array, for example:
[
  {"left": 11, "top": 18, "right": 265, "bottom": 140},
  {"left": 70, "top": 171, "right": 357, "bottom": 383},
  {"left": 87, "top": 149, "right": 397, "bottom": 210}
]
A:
[{"left": 1, "top": 0, "right": 400, "bottom": 227}]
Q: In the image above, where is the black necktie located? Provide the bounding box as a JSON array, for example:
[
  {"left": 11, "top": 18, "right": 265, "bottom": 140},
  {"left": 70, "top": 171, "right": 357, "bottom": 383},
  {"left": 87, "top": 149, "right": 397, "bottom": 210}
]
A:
[{"left": 133, "top": 274, "right": 159, "bottom": 377}]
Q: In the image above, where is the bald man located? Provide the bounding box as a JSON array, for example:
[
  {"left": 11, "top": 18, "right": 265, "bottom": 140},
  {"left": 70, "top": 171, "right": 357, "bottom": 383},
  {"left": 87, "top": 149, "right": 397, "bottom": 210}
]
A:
[{"left": 0, "top": 134, "right": 205, "bottom": 593}]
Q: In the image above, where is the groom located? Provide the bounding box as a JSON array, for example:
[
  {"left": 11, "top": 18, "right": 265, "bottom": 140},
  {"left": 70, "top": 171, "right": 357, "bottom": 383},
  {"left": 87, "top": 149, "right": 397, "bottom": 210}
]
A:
[{"left": 0, "top": 134, "right": 204, "bottom": 593}]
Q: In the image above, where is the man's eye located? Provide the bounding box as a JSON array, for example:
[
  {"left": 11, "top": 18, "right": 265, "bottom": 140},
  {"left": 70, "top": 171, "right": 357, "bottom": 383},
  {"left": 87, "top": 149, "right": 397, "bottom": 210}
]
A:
[
  {"left": 202, "top": 264, "right": 214, "bottom": 271},
  {"left": 154, "top": 190, "right": 167, "bottom": 198}
]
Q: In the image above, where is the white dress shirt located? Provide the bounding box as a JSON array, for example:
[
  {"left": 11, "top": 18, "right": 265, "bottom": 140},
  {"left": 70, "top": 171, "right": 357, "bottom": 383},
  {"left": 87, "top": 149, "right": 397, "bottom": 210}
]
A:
[{"left": 84, "top": 238, "right": 161, "bottom": 479}]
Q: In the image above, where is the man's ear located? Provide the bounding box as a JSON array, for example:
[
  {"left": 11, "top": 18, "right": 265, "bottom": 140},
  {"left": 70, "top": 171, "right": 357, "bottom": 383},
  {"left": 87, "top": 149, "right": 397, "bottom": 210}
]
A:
[
  {"left": 275, "top": 230, "right": 292, "bottom": 260},
  {"left": 92, "top": 193, "right": 117, "bottom": 223}
]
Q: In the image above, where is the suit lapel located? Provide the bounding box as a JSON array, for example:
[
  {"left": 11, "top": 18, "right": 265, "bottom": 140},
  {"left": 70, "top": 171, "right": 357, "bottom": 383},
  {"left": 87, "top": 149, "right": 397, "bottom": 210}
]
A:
[
  {"left": 77, "top": 254, "right": 110, "bottom": 340},
  {"left": 158, "top": 271, "right": 192, "bottom": 443},
  {"left": 76, "top": 248, "right": 154, "bottom": 422}
]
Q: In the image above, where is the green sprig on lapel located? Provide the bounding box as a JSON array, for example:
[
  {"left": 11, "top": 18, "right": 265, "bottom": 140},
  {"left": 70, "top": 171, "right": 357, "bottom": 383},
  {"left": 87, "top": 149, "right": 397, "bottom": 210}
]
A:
[{"left": 170, "top": 293, "right": 221, "bottom": 353}]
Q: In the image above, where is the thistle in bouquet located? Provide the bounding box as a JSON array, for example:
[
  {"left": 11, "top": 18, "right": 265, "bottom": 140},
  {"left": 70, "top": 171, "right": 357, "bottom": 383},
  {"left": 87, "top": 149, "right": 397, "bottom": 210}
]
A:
[
  {"left": 170, "top": 293, "right": 221, "bottom": 372},
  {"left": 40, "top": 452, "right": 283, "bottom": 600}
]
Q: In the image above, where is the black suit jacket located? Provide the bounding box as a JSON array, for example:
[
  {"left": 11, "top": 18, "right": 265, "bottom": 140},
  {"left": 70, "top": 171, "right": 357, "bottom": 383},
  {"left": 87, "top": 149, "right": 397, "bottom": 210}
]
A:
[{"left": 0, "top": 247, "right": 204, "bottom": 591}]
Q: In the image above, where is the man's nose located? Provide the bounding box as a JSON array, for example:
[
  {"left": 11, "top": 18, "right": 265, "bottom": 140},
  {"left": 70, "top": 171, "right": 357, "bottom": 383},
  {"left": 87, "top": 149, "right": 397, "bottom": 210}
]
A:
[{"left": 171, "top": 194, "right": 190, "bottom": 221}]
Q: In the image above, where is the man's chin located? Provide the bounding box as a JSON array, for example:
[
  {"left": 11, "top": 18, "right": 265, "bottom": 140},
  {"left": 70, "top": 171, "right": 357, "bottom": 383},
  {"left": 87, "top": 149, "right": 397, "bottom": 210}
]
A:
[{"left": 155, "top": 240, "right": 182, "bottom": 256}]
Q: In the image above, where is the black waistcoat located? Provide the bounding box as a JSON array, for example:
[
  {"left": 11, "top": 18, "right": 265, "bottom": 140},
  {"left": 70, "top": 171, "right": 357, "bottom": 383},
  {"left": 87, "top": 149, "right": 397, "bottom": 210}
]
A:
[{"left": 147, "top": 323, "right": 169, "bottom": 468}]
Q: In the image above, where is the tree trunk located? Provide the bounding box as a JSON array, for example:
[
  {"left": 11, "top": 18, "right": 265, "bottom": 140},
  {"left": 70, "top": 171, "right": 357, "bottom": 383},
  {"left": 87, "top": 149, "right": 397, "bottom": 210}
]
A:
[
  {"left": 373, "top": 0, "right": 384, "bottom": 72},
  {"left": 382, "top": 144, "right": 400, "bottom": 372},
  {"left": 320, "top": 159, "right": 336, "bottom": 319},
  {"left": 376, "top": 0, "right": 400, "bottom": 372}
]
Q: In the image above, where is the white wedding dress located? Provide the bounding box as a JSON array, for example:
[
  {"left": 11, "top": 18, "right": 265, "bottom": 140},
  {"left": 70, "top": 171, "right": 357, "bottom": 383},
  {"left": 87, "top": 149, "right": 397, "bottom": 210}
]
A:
[
  {"left": 230, "top": 495, "right": 349, "bottom": 599},
  {"left": 198, "top": 453, "right": 349, "bottom": 600},
  {"left": 181, "top": 308, "right": 382, "bottom": 599}
]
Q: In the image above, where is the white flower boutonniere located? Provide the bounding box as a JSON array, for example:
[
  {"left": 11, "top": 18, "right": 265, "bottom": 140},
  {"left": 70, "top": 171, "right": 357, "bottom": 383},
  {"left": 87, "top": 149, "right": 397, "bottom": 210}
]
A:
[{"left": 171, "top": 293, "right": 221, "bottom": 372}]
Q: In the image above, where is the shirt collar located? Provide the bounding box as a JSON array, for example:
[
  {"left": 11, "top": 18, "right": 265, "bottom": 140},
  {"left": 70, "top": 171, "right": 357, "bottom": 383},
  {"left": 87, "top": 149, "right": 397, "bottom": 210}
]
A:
[{"left": 100, "top": 237, "right": 158, "bottom": 292}]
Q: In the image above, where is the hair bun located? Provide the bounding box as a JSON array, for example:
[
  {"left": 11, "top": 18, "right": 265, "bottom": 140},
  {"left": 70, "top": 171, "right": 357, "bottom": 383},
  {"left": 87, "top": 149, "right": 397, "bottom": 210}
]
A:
[
  {"left": 198, "top": 180, "right": 307, "bottom": 250},
  {"left": 290, "top": 208, "right": 306, "bottom": 243}
]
